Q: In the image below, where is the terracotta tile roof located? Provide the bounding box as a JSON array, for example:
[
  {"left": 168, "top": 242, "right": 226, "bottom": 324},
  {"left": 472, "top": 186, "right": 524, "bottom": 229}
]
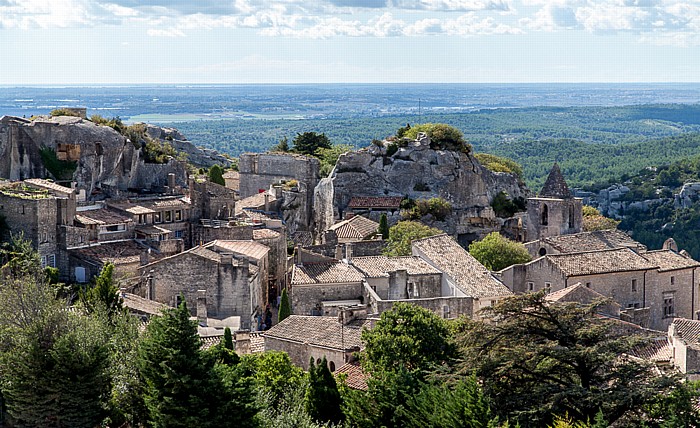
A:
[
  {"left": 412, "top": 234, "right": 512, "bottom": 299},
  {"left": 672, "top": 318, "right": 700, "bottom": 349},
  {"left": 348, "top": 196, "right": 403, "bottom": 209},
  {"left": 632, "top": 337, "right": 673, "bottom": 363},
  {"left": 75, "top": 208, "right": 132, "bottom": 226},
  {"left": 329, "top": 216, "right": 379, "bottom": 240},
  {"left": 351, "top": 256, "right": 442, "bottom": 278},
  {"left": 335, "top": 361, "right": 368, "bottom": 390},
  {"left": 253, "top": 228, "right": 281, "bottom": 240},
  {"left": 264, "top": 315, "right": 366, "bottom": 351},
  {"left": 207, "top": 240, "right": 270, "bottom": 261},
  {"left": 122, "top": 292, "right": 167, "bottom": 316},
  {"left": 539, "top": 163, "right": 571, "bottom": 198},
  {"left": 641, "top": 250, "right": 700, "bottom": 272},
  {"left": 292, "top": 262, "right": 365, "bottom": 285},
  {"left": 546, "top": 248, "right": 657, "bottom": 277},
  {"left": 72, "top": 240, "right": 146, "bottom": 265},
  {"left": 539, "top": 229, "right": 643, "bottom": 253},
  {"left": 545, "top": 283, "right": 608, "bottom": 303}
]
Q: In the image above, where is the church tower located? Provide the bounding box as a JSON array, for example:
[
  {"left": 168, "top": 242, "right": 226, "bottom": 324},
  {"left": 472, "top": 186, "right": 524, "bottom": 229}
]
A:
[{"left": 526, "top": 163, "right": 582, "bottom": 242}]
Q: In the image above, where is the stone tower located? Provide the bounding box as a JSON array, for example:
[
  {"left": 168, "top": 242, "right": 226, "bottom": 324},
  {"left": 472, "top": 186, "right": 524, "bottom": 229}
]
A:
[{"left": 526, "top": 163, "right": 582, "bottom": 243}]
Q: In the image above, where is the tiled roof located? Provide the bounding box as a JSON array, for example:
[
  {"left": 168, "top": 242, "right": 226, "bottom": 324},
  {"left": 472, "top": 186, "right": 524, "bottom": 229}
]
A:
[
  {"left": 253, "top": 228, "right": 281, "bottom": 240},
  {"left": 290, "top": 231, "right": 313, "bottom": 247},
  {"left": 292, "top": 262, "right": 365, "bottom": 285},
  {"left": 250, "top": 333, "right": 265, "bottom": 353},
  {"left": 108, "top": 197, "right": 189, "bottom": 213},
  {"left": 264, "top": 315, "right": 366, "bottom": 351},
  {"left": 672, "top": 318, "right": 700, "bottom": 349},
  {"left": 188, "top": 246, "right": 224, "bottom": 263},
  {"left": 222, "top": 170, "right": 239, "bottom": 180},
  {"left": 632, "top": 337, "right": 673, "bottom": 363},
  {"left": 335, "top": 361, "right": 368, "bottom": 390},
  {"left": 72, "top": 240, "right": 146, "bottom": 265},
  {"left": 136, "top": 224, "right": 172, "bottom": 236},
  {"left": 207, "top": 240, "right": 270, "bottom": 261},
  {"left": 236, "top": 192, "right": 273, "bottom": 215},
  {"left": 200, "top": 336, "right": 222, "bottom": 350},
  {"left": 351, "top": 256, "right": 442, "bottom": 278},
  {"left": 539, "top": 163, "right": 571, "bottom": 198},
  {"left": 329, "top": 216, "right": 379, "bottom": 240},
  {"left": 412, "top": 234, "right": 512, "bottom": 299},
  {"left": 539, "top": 229, "right": 643, "bottom": 253},
  {"left": 545, "top": 283, "right": 608, "bottom": 303},
  {"left": 24, "top": 178, "right": 73, "bottom": 195},
  {"left": 546, "top": 248, "right": 657, "bottom": 277},
  {"left": 641, "top": 250, "right": 700, "bottom": 272},
  {"left": 75, "top": 208, "right": 132, "bottom": 226},
  {"left": 241, "top": 209, "right": 280, "bottom": 222},
  {"left": 348, "top": 196, "right": 403, "bottom": 209},
  {"left": 122, "top": 292, "right": 167, "bottom": 316}
]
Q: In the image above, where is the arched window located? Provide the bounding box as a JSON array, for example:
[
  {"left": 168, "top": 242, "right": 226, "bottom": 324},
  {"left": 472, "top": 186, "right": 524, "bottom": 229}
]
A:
[
  {"left": 541, "top": 204, "right": 548, "bottom": 226},
  {"left": 329, "top": 361, "right": 336, "bottom": 372},
  {"left": 568, "top": 205, "right": 575, "bottom": 229},
  {"left": 539, "top": 247, "right": 547, "bottom": 256}
]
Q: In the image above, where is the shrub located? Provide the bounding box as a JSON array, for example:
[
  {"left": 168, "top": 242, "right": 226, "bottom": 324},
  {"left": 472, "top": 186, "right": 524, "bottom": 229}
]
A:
[
  {"left": 49, "top": 108, "right": 82, "bottom": 118},
  {"left": 386, "top": 142, "right": 399, "bottom": 157},
  {"left": 474, "top": 153, "right": 524, "bottom": 178},
  {"left": 468, "top": 232, "right": 531, "bottom": 271},
  {"left": 402, "top": 123, "right": 470, "bottom": 152},
  {"left": 403, "top": 197, "right": 452, "bottom": 221},
  {"left": 39, "top": 146, "right": 77, "bottom": 180},
  {"left": 492, "top": 191, "right": 526, "bottom": 218}
]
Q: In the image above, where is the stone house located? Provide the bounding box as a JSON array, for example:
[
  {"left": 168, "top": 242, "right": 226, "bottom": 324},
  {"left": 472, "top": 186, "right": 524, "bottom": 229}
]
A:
[
  {"left": 525, "top": 228, "right": 646, "bottom": 259},
  {"left": 324, "top": 215, "right": 379, "bottom": 244},
  {"left": 544, "top": 282, "right": 622, "bottom": 318},
  {"left": 667, "top": 318, "right": 700, "bottom": 380},
  {"left": 107, "top": 195, "right": 191, "bottom": 247},
  {"left": 189, "top": 178, "right": 236, "bottom": 221},
  {"left": 68, "top": 239, "right": 154, "bottom": 283},
  {"left": 526, "top": 163, "right": 583, "bottom": 241},
  {"left": 139, "top": 244, "right": 264, "bottom": 330},
  {"left": 222, "top": 170, "right": 240, "bottom": 193},
  {"left": 499, "top": 247, "right": 700, "bottom": 331},
  {"left": 290, "top": 257, "right": 366, "bottom": 316},
  {"left": 74, "top": 207, "right": 134, "bottom": 243},
  {"left": 264, "top": 313, "right": 369, "bottom": 371},
  {"left": 238, "top": 152, "right": 320, "bottom": 199},
  {"left": 411, "top": 234, "right": 513, "bottom": 317}
]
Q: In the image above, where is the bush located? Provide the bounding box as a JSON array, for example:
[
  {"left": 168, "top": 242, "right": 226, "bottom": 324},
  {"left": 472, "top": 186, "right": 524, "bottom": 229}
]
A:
[
  {"left": 386, "top": 142, "right": 399, "bottom": 157},
  {"left": 492, "top": 191, "right": 526, "bottom": 218},
  {"left": 383, "top": 221, "right": 443, "bottom": 256},
  {"left": 403, "top": 197, "right": 452, "bottom": 221},
  {"left": 468, "top": 232, "right": 531, "bottom": 271},
  {"left": 39, "top": 146, "right": 77, "bottom": 180},
  {"left": 474, "top": 153, "right": 524, "bottom": 178},
  {"left": 49, "top": 108, "right": 82, "bottom": 118},
  {"left": 401, "top": 123, "right": 470, "bottom": 152}
]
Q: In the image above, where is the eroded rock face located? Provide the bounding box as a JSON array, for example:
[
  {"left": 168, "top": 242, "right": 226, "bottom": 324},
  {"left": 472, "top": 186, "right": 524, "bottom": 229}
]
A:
[
  {"left": 0, "top": 115, "right": 189, "bottom": 198},
  {"left": 315, "top": 136, "right": 529, "bottom": 242},
  {"left": 143, "top": 124, "right": 232, "bottom": 168}
]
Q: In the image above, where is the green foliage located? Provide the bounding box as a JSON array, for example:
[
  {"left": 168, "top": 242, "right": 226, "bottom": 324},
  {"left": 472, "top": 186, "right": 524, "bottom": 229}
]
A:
[
  {"left": 50, "top": 108, "right": 82, "bottom": 117},
  {"left": 39, "top": 146, "right": 77, "bottom": 179},
  {"left": 582, "top": 206, "right": 620, "bottom": 232},
  {"left": 386, "top": 142, "right": 399, "bottom": 156},
  {"left": 223, "top": 326, "right": 234, "bottom": 350},
  {"left": 240, "top": 350, "right": 305, "bottom": 406},
  {"left": 403, "top": 197, "right": 453, "bottom": 221},
  {"left": 458, "top": 292, "right": 671, "bottom": 426},
  {"left": 383, "top": 221, "right": 443, "bottom": 256},
  {"left": 279, "top": 288, "right": 291, "bottom": 322},
  {"left": 91, "top": 114, "right": 126, "bottom": 134},
  {"left": 80, "top": 262, "right": 124, "bottom": 321},
  {"left": 208, "top": 164, "right": 226, "bottom": 185},
  {"left": 378, "top": 213, "right": 389, "bottom": 240},
  {"left": 316, "top": 144, "right": 352, "bottom": 177},
  {"left": 142, "top": 137, "right": 177, "bottom": 164},
  {"left": 361, "top": 302, "right": 456, "bottom": 375},
  {"left": 271, "top": 135, "right": 290, "bottom": 152},
  {"left": 468, "top": 232, "right": 531, "bottom": 271},
  {"left": 402, "top": 123, "right": 471, "bottom": 152},
  {"left": 305, "top": 357, "right": 344, "bottom": 424},
  {"left": 475, "top": 153, "right": 524, "bottom": 178},
  {"left": 293, "top": 132, "right": 332, "bottom": 156},
  {"left": 491, "top": 191, "right": 526, "bottom": 218}
]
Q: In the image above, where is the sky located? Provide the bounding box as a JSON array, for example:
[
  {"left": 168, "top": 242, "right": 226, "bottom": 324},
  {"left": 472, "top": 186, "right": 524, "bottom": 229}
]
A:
[{"left": 0, "top": 0, "right": 699, "bottom": 84}]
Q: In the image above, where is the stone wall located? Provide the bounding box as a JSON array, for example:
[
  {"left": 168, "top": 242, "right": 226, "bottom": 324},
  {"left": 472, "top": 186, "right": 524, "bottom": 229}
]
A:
[
  {"left": 290, "top": 282, "right": 364, "bottom": 316},
  {"left": 305, "top": 240, "right": 387, "bottom": 259},
  {"left": 526, "top": 197, "right": 582, "bottom": 241},
  {"left": 364, "top": 282, "right": 473, "bottom": 318},
  {"left": 264, "top": 337, "right": 352, "bottom": 371},
  {"left": 239, "top": 153, "right": 320, "bottom": 198},
  {"left": 191, "top": 223, "right": 254, "bottom": 246}
]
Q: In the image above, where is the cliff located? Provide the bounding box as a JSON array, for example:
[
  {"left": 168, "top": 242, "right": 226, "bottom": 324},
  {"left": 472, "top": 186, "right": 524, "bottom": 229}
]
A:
[{"left": 314, "top": 133, "right": 529, "bottom": 243}]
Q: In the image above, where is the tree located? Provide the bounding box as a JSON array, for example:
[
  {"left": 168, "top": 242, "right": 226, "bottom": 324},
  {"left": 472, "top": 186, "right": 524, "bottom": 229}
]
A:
[
  {"left": 582, "top": 206, "right": 620, "bottom": 232},
  {"left": 137, "top": 300, "right": 212, "bottom": 427},
  {"left": 378, "top": 213, "right": 389, "bottom": 240},
  {"left": 208, "top": 164, "right": 226, "bottom": 186},
  {"left": 305, "top": 357, "right": 344, "bottom": 424},
  {"left": 316, "top": 144, "right": 352, "bottom": 177},
  {"left": 292, "top": 132, "right": 331, "bottom": 156},
  {"left": 278, "top": 288, "right": 291, "bottom": 322},
  {"left": 361, "top": 302, "right": 456, "bottom": 375},
  {"left": 80, "top": 262, "right": 124, "bottom": 321},
  {"left": 383, "top": 221, "right": 443, "bottom": 256},
  {"left": 271, "top": 136, "right": 290, "bottom": 152},
  {"left": 223, "top": 326, "right": 234, "bottom": 350},
  {"left": 468, "top": 232, "right": 531, "bottom": 271},
  {"left": 457, "top": 292, "right": 676, "bottom": 426},
  {"left": 401, "top": 123, "right": 470, "bottom": 152}
]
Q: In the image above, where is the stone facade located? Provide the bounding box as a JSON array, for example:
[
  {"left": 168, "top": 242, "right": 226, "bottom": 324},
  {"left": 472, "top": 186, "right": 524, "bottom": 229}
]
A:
[
  {"left": 526, "top": 164, "right": 583, "bottom": 241},
  {"left": 239, "top": 153, "right": 320, "bottom": 199}
]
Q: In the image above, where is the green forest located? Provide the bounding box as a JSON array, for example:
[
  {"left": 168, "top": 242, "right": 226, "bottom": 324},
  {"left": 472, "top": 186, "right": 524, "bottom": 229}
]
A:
[
  {"left": 170, "top": 104, "right": 700, "bottom": 189},
  {"left": 0, "top": 236, "right": 698, "bottom": 428}
]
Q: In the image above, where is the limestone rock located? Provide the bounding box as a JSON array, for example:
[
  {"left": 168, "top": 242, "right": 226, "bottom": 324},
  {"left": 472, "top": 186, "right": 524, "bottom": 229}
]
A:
[{"left": 143, "top": 123, "right": 232, "bottom": 168}]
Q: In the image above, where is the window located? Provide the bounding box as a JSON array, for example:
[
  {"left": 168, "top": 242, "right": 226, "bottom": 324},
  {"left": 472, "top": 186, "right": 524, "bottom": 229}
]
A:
[
  {"left": 154, "top": 212, "right": 162, "bottom": 223},
  {"left": 585, "top": 282, "right": 591, "bottom": 288},
  {"left": 671, "top": 276, "right": 675, "bottom": 285},
  {"left": 329, "top": 361, "right": 336, "bottom": 372},
  {"left": 174, "top": 209, "right": 182, "bottom": 221},
  {"left": 568, "top": 205, "right": 575, "bottom": 229},
  {"left": 631, "top": 279, "right": 637, "bottom": 292},
  {"left": 138, "top": 214, "right": 145, "bottom": 224},
  {"left": 539, "top": 247, "right": 547, "bottom": 256},
  {"left": 174, "top": 230, "right": 183, "bottom": 239},
  {"left": 541, "top": 204, "right": 549, "bottom": 226},
  {"left": 663, "top": 292, "right": 675, "bottom": 318},
  {"left": 41, "top": 254, "right": 56, "bottom": 268},
  {"left": 164, "top": 210, "right": 172, "bottom": 222},
  {"left": 527, "top": 282, "right": 535, "bottom": 292},
  {"left": 544, "top": 282, "right": 551, "bottom": 294},
  {"left": 443, "top": 305, "right": 450, "bottom": 319}
]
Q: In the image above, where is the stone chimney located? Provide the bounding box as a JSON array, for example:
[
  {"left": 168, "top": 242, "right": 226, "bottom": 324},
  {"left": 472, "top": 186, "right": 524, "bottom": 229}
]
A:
[
  {"left": 220, "top": 253, "right": 233, "bottom": 265},
  {"left": 264, "top": 192, "right": 270, "bottom": 211},
  {"left": 235, "top": 330, "right": 251, "bottom": 354},
  {"left": 296, "top": 244, "right": 303, "bottom": 266},
  {"left": 197, "top": 290, "right": 207, "bottom": 326},
  {"left": 146, "top": 272, "right": 154, "bottom": 300},
  {"left": 345, "top": 243, "right": 353, "bottom": 263},
  {"left": 167, "top": 173, "right": 176, "bottom": 193},
  {"left": 335, "top": 244, "right": 343, "bottom": 260}
]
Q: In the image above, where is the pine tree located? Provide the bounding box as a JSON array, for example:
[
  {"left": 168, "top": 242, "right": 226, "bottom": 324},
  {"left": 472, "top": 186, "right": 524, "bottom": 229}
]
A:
[
  {"left": 378, "top": 213, "right": 389, "bottom": 240},
  {"left": 80, "top": 262, "right": 124, "bottom": 321},
  {"left": 278, "top": 288, "right": 291, "bottom": 322},
  {"left": 305, "top": 356, "right": 344, "bottom": 424},
  {"left": 137, "top": 299, "right": 211, "bottom": 427}
]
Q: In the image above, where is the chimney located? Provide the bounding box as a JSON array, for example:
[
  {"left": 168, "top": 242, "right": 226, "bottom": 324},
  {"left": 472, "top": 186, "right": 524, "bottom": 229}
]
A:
[
  {"left": 146, "top": 272, "right": 154, "bottom": 300},
  {"left": 296, "top": 244, "right": 303, "bottom": 266},
  {"left": 167, "top": 173, "right": 176, "bottom": 190},
  {"left": 335, "top": 244, "right": 343, "bottom": 260},
  {"left": 220, "top": 253, "right": 233, "bottom": 266},
  {"left": 345, "top": 243, "right": 353, "bottom": 263},
  {"left": 197, "top": 290, "right": 207, "bottom": 326},
  {"left": 235, "top": 330, "right": 251, "bottom": 354},
  {"left": 264, "top": 192, "right": 270, "bottom": 211},
  {"left": 140, "top": 249, "right": 150, "bottom": 266}
]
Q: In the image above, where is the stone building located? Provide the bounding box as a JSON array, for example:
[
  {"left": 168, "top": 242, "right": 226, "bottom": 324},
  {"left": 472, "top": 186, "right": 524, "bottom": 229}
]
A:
[
  {"left": 411, "top": 234, "right": 513, "bottom": 317},
  {"left": 189, "top": 178, "right": 236, "bottom": 221},
  {"left": 667, "top": 318, "right": 700, "bottom": 380},
  {"left": 290, "top": 257, "right": 366, "bottom": 316},
  {"left": 324, "top": 215, "right": 379, "bottom": 244},
  {"left": 238, "top": 152, "right": 320, "bottom": 199},
  {"left": 526, "top": 163, "right": 583, "bottom": 242},
  {"left": 525, "top": 228, "right": 646, "bottom": 259},
  {"left": 264, "top": 313, "right": 369, "bottom": 371},
  {"left": 69, "top": 240, "right": 153, "bottom": 283},
  {"left": 107, "top": 196, "right": 190, "bottom": 247},
  {"left": 252, "top": 228, "right": 288, "bottom": 304}
]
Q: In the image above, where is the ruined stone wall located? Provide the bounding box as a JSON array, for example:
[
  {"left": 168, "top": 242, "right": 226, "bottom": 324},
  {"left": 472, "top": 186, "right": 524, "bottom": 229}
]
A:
[
  {"left": 239, "top": 153, "right": 320, "bottom": 198},
  {"left": 290, "top": 282, "right": 364, "bottom": 316},
  {"left": 254, "top": 231, "right": 288, "bottom": 295},
  {"left": 304, "top": 240, "right": 387, "bottom": 259},
  {"left": 191, "top": 223, "right": 253, "bottom": 246}
]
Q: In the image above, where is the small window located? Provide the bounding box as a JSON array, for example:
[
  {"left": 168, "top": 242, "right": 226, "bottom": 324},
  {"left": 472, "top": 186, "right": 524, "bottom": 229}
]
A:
[
  {"left": 174, "top": 230, "right": 183, "bottom": 239},
  {"left": 631, "top": 279, "right": 637, "bottom": 292},
  {"left": 527, "top": 282, "right": 535, "bottom": 292},
  {"left": 316, "top": 358, "right": 322, "bottom": 365},
  {"left": 544, "top": 282, "right": 551, "bottom": 294},
  {"left": 329, "top": 361, "right": 336, "bottom": 372},
  {"left": 671, "top": 276, "right": 675, "bottom": 285},
  {"left": 585, "top": 282, "right": 591, "bottom": 288},
  {"left": 154, "top": 212, "right": 162, "bottom": 223},
  {"left": 541, "top": 204, "right": 549, "bottom": 226},
  {"left": 174, "top": 210, "right": 182, "bottom": 221},
  {"left": 539, "top": 247, "right": 547, "bottom": 257},
  {"left": 164, "top": 210, "right": 172, "bottom": 222},
  {"left": 663, "top": 292, "right": 675, "bottom": 318},
  {"left": 443, "top": 305, "right": 450, "bottom": 319}
]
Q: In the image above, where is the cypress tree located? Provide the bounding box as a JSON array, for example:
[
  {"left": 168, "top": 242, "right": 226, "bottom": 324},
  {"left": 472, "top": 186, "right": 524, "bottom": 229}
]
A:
[
  {"left": 278, "top": 288, "right": 291, "bottom": 323},
  {"left": 378, "top": 213, "right": 389, "bottom": 240},
  {"left": 223, "top": 326, "right": 234, "bottom": 350},
  {"left": 304, "top": 356, "right": 344, "bottom": 424},
  {"left": 207, "top": 164, "right": 225, "bottom": 186}
]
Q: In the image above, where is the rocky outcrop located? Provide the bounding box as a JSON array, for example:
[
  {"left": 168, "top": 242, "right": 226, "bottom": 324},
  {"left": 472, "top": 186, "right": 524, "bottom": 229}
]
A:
[
  {"left": 0, "top": 115, "right": 189, "bottom": 199},
  {"left": 315, "top": 134, "right": 528, "bottom": 242},
  {"left": 143, "top": 124, "right": 232, "bottom": 168}
]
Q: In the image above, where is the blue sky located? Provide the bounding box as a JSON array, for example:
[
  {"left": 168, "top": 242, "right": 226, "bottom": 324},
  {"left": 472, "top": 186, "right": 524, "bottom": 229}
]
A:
[{"left": 0, "top": 0, "right": 698, "bottom": 84}]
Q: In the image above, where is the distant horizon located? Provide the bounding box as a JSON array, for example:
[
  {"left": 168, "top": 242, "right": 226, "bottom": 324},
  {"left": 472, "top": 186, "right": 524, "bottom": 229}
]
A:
[{"left": 2, "top": 82, "right": 700, "bottom": 88}]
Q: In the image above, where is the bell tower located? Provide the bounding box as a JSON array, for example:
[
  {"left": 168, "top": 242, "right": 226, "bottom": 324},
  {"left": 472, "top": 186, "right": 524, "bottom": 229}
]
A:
[{"left": 526, "top": 163, "right": 582, "bottom": 241}]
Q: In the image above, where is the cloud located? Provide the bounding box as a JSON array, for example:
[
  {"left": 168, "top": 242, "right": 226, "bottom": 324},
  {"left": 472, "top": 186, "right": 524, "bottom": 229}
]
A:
[{"left": 392, "top": 0, "right": 511, "bottom": 11}]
